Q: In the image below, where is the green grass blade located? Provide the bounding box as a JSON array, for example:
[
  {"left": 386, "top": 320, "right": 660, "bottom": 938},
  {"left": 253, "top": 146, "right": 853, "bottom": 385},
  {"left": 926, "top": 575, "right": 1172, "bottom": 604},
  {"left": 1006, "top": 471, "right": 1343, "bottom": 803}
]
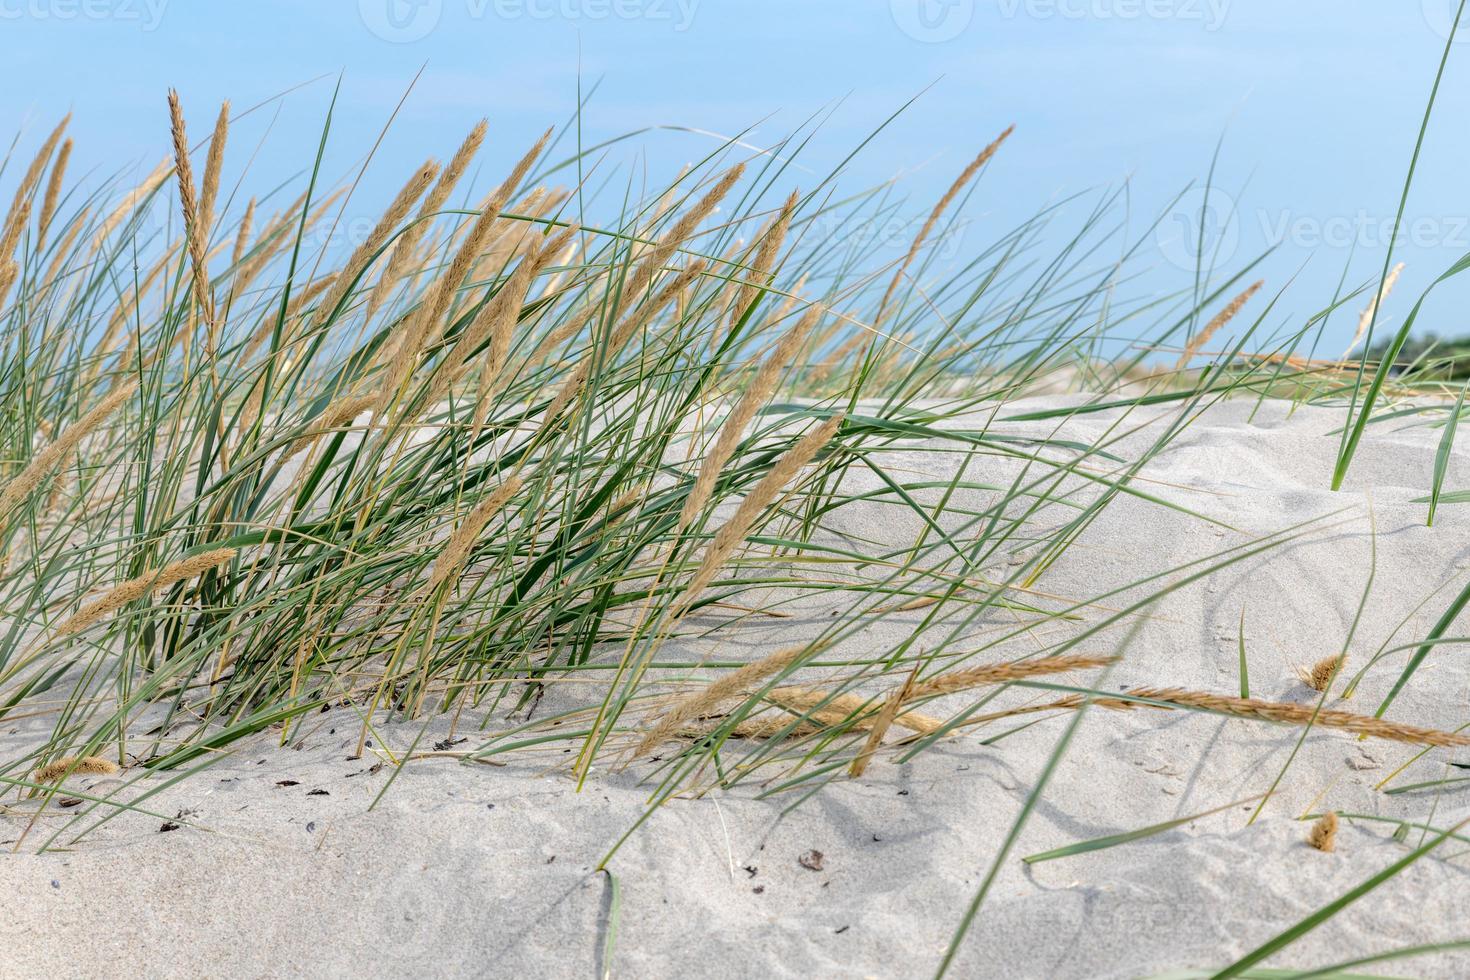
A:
[
  {"left": 1332, "top": 0, "right": 1467, "bottom": 490},
  {"left": 1237, "top": 605, "right": 1249, "bottom": 699},
  {"left": 1021, "top": 793, "right": 1263, "bottom": 866},
  {"left": 1428, "top": 382, "right": 1466, "bottom": 526}
]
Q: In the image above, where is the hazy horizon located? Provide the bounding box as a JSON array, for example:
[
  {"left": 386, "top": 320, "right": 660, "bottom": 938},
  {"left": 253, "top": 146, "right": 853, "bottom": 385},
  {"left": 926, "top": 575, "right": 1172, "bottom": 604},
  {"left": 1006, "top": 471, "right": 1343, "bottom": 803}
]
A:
[{"left": 5, "top": 2, "right": 1470, "bottom": 351}]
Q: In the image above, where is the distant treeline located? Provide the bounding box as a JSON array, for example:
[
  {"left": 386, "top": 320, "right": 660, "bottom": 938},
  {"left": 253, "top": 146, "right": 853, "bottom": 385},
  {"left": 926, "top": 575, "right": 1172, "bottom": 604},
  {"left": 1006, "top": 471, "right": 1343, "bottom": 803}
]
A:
[{"left": 1366, "top": 333, "right": 1470, "bottom": 379}]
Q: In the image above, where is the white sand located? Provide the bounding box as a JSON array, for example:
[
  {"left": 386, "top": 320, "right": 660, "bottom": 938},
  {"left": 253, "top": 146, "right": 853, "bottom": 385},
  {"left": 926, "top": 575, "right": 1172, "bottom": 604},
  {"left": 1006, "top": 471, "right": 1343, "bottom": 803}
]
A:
[{"left": 8, "top": 394, "right": 1470, "bottom": 978}]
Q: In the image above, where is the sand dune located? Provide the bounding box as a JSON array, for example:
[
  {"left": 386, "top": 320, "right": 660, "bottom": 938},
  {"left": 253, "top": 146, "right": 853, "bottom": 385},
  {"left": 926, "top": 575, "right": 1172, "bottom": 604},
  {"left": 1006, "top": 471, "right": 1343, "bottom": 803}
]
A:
[{"left": 7, "top": 394, "right": 1470, "bottom": 978}]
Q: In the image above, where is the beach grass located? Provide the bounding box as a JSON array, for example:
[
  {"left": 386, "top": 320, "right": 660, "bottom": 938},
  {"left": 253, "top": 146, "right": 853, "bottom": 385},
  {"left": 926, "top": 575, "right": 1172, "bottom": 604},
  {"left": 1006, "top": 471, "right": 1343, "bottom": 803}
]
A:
[{"left": 3, "top": 82, "right": 1470, "bottom": 977}]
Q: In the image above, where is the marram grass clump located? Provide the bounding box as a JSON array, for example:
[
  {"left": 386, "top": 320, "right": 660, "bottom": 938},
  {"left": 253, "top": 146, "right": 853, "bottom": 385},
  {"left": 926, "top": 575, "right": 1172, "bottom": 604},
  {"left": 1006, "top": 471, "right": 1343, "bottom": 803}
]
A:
[
  {"left": 0, "top": 91, "right": 1439, "bottom": 826},
  {"left": 9, "top": 90, "right": 1470, "bottom": 980}
]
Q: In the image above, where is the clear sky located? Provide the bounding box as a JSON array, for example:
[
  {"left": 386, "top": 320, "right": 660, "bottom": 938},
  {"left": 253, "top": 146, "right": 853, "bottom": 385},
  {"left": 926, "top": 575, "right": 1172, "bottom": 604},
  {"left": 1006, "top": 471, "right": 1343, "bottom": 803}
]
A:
[{"left": 4, "top": 0, "right": 1470, "bottom": 351}]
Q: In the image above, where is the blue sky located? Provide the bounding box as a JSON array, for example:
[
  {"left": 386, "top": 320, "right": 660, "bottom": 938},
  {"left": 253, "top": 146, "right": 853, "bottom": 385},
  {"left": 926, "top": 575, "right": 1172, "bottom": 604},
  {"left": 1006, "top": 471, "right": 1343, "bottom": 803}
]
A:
[{"left": 4, "top": 1, "right": 1470, "bottom": 350}]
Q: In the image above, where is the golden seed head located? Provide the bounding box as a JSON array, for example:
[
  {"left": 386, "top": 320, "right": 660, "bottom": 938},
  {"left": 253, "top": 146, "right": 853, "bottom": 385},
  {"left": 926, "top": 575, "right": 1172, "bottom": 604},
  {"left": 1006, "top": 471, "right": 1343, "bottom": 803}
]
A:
[
  {"left": 1308, "top": 812, "right": 1339, "bottom": 853},
  {"left": 33, "top": 755, "right": 120, "bottom": 784}
]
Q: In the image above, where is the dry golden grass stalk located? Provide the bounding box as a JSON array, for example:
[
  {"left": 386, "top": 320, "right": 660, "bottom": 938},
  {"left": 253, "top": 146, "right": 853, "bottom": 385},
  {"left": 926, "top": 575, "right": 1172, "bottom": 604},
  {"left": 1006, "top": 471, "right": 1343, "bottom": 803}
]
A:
[
  {"left": 605, "top": 479, "right": 652, "bottom": 520},
  {"left": 635, "top": 643, "right": 812, "bottom": 757},
  {"left": 519, "top": 283, "right": 605, "bottom": 372},
  {"left": 631, "top": 175, "right": 687, "bottom": 267},
  {"left": 533, "top": 166, "right": 743, "bottom": 374},
  {"left": 678, "top": 303, "right": 819, "bottom": 532},
  {"left": 538, "top": 163, "right": 747, "bottom": 379},
  {"left": 1174, "top": 280, "right": 1264, "bottom": 370},
  {"left": 229, "top": 195, "right": 351, "bottom": 366},
  {"left": 0, "top": 116, "right": 69, "bottom": 305},
  {"left": 1308, "top": 811, "right": 1339, "bottom": 853},
  {"left": 32, "top": 755, "right": 119, "bottom": 784},
  {"left": 231, "top": 189, "right": 307, "bottom": 273},
  {"left": 675, "top": 414, "right": 843, "bottom": 612},
  {"left": 729, "top": 190, "right": 797, "bottom": 323},
  {"left": 706, "top": 236, "right": 748, "bottom": 311},
  {"left": 606, "top": 254, "right": 708, "bottom": 354},
  {"left": 951, "top": 695, "right": 1100, "bottom": 728},
  {"left": 377, "top": 129, "right": 553, "bottom": 417},
  {"left": 481, "top": 228, "right": 574, "bottom": 371},
  {"left": 767, "top": 686, "right": 943, "bottom": 736},
  {"left": 422, "top": 223, "right": 576, "bottom": 409},
  {"left": 534, "top": 234, "right": 580, "bottom": 302},
  {"left": 282, "top": 273, "right": 338, "bottom": 321},
  {"left": 166, "top": 90, "right": 216, "bottom": 344},
  {"left": 50, "top": 547, "right": 237, "bottom": 641},
  {"left": 540, "top": 259, "right": 708, "bottom": 422},
  {"left": 809, "top": 331, "right": 854, "bottom": 381},
  {"left": 1, "top": 115, "right": 69, "bottom": 243},
  {"left": 906, "top": 654, "right": 1119, "bottom": 700},
  {"left": 770, "top": 273, "right": 808, "bottom": 322},
  {"left": 198, "top": 100, "right": 230, "bottom": 236},
  {"left": 810, "top": 308, "right": 896, "bottom": 383},
  {"left": 850, "top": 663, "right": 921, "bottom": 777},
  {"left": 0, "top": 261, "right": 17, "bottom": 310},
  {"left": 36, "top": 136, "right": 72, "bottom": 250},
  {"left": 231, "top": 197, "right": 256, "bottom": 267},
  {"left": 368, "top": 118, "right": 488, "bottom": 322},
  {"left": 1342, "top": 262, "right": 1405, "bottom": 361},
  {"left": 680, "top": 710, "right": 903, "bottom": 743},
  {"left": 318, "top": 158, "right": 439, "bottom": 320},
  {"left": 684, "top": 716, "right": 826, "bottom": 741},
  {"left": 1297, "top": 653, "right": 1345, "bottom": 692},
  {"left": 470, "top": 186, "right": 563, "bottom": 283},
  {"left": 430, "top": 118, "right": 490, "bottom": 214},
  {"left": 1097, "top": 686, "right": 1470, "bottom": 748},
  {"left": 877, "top": 124, "right": 1013, "bottom": 321},
  {"left": 232, "top": 189, "right": 347, "bottom": 323},
  {"left": 425, "top": 474, "right": 524, "bottom": 593},
  {"left": 0, "top": 381, "right": 136, "bottom": 522},
  {"left": 276, "top": 391, "right": 382, "bottom": 466},
  {"left": 875, "top": 593, "right": 943, "bottom": 614},
  {"left": 92, "top": 156, "right": 171, "bottom": 248},
  {"left": 630, "top": 165, "right": 743, "bottom": 302},
  {"left": 37, "top": 204, "right": 88, "bottom": 297}
]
